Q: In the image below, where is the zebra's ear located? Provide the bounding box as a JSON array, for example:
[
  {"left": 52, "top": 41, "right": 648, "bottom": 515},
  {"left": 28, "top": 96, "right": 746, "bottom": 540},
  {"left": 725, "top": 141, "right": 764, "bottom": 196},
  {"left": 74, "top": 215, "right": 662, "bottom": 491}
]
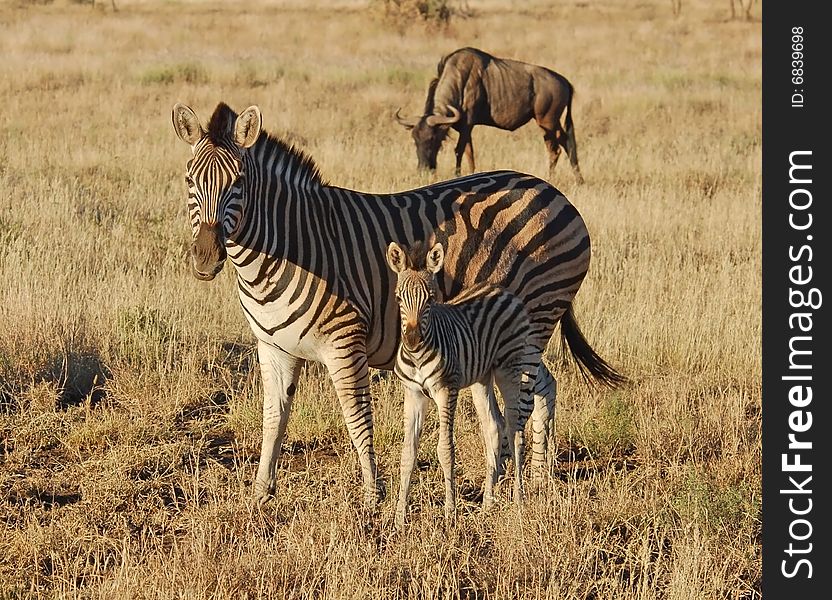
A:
[
  {"left": 234, "top": 106, "right": 262, "bottom": 149},
  {"left": 387, "top": 242, "right": 408, "bottom": 273},
  {"left": 172, "top": 103, "right": 204, "bottom": 146},
  {"left": 426, "top": 242, "right": 445, "bottom": 274}
]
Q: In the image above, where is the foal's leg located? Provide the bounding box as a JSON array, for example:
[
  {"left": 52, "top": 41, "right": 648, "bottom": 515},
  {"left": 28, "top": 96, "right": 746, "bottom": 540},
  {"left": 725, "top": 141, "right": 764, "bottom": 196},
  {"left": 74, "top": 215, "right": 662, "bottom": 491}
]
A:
[
  {"left": 396, "top": 386, "right": 430, "bottom": 528},
  {"left": 469, "top": 379, "right": 502, "bottom": 509},
  {"left": 434, "top": 386, "right": 459, "bottom": 522}
]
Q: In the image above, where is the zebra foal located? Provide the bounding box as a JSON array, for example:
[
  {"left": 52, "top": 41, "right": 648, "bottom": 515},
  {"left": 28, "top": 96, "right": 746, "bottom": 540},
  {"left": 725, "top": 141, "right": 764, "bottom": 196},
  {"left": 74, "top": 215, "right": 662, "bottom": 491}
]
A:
[{"left": 388, "top": 240, "right": 537, "bottom": 526}]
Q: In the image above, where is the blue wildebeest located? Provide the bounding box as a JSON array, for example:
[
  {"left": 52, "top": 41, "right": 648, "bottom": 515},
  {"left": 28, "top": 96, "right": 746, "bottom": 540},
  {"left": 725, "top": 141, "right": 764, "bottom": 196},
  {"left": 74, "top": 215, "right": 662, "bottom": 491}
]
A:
[{"left": 396, "top": 47, "right": 584, "bottom": 183}]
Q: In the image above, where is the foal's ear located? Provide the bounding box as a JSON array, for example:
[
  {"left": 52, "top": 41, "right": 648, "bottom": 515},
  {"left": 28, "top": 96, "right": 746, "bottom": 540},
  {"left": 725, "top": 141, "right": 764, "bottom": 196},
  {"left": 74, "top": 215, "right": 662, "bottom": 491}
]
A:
[
  {"left": 387, "top": 242, "right": 409, "bottom": 273},
  {"left": 234, "top": 106, "right": 262, "bottom": 149},
  {"left": 172, "top": 103, "right": 204, "bottom": 146},
  {"left": 425, "top": 242, "right": 445, "bottom": 274}
]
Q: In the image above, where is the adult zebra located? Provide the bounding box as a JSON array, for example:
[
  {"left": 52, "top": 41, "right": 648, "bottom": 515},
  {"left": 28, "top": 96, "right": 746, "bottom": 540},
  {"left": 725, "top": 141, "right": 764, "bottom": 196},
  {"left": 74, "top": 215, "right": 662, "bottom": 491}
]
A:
[{"left": 171, "top": 102, "right": 623, "bottom": 506}]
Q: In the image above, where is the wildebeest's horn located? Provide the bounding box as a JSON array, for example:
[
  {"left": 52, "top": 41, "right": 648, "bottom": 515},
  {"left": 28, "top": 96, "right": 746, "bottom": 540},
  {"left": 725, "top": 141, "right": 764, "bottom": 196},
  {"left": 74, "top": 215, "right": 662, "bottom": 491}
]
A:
[
  {"left": 395, "top": 108, "right": 420, "bottom": 129},
  {"left": 425, "top": 105, "right": 461, "bottom": 126}
]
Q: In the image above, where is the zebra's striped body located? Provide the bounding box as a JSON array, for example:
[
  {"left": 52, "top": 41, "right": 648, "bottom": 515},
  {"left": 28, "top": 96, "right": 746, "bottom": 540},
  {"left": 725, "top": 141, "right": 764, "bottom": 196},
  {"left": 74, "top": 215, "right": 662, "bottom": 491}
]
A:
[
  {"left": 171, "top": 102, "right": 622, "bottom": 506},
  {"left": 388, "top": 241, "right": 537, "bottom": 526}
]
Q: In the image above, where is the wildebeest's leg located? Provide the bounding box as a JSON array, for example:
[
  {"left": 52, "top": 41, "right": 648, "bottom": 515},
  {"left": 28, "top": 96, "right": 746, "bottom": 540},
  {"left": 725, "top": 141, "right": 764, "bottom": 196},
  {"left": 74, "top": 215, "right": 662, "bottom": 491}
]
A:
[
  {"left": 253, "top": 341, "right": 304, "bottom": 505},
  {"left": 454, "top": 127, "right": 475, "bottom": 175},
  {"left": 469, "top": 379, "right": 503, "bottom": 509},
  {"left": 325, "top": 342, "right": 381, "bottom": 507},
  {"left": 396, "top": 386, "right": 430, "bottom": 528},
  {"left": 541, "top": 127, "right": 565, "bottom": 179}
]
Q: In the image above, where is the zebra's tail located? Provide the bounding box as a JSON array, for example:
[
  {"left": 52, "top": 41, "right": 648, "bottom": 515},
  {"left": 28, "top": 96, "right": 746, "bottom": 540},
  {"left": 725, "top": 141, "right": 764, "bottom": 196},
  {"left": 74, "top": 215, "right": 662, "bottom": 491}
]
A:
[{"left": 559, "top": 305, "right": 627, "bottom": 388}]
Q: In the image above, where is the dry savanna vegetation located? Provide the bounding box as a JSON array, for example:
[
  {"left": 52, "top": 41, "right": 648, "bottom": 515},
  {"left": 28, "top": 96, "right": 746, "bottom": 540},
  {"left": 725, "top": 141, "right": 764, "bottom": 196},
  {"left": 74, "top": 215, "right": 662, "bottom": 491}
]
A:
[{"left": 0, "top": 0, "right": 761, "bottom": 598}]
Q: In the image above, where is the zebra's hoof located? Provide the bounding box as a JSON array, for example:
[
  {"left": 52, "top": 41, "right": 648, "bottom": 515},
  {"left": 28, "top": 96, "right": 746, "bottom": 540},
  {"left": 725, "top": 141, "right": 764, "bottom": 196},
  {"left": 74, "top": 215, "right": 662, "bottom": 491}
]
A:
[
  {"left": 394, "top": 510, "right": 406, "bottom": 530},
  {"left": 363, "top": 479, "right": 386, "bottom": 507},
  {"left": 252, "top": 480, "right": 275, "bottom": 506}
]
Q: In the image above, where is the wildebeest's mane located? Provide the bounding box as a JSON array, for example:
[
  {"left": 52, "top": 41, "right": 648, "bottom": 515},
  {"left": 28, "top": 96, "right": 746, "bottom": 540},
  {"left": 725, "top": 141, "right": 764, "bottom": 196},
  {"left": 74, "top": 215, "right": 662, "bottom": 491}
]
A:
[
  {"left": 423, "top": 77, "right": 440, "bottom": 115},
  {"left": 423, "top": 52, "right": 450, "bottom": 115},
  {"left": 206, "top": 102, "right": 324, "bottom": 187}
]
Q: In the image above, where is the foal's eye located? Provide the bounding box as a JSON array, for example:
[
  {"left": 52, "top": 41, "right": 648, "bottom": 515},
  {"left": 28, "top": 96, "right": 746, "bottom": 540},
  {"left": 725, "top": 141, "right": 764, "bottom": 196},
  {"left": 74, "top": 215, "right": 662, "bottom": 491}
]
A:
[{"left": 184, "top": 175, "right": 194, "bottom": 186}]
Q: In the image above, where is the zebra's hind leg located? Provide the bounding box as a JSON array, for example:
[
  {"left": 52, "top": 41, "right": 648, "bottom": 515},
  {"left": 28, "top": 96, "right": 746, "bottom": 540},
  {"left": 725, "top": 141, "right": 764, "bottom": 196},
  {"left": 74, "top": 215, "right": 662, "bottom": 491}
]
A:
[
  {"left": 469, "top": 379, "right": 502, "bottom": 510},
  {"left": 253, "top": 341, "right": 304, "bottom": 506},
  {"left": 497, "top": 360, "right": 553, "bottom": 481},
  {"left": 530, "top": 362, "right": 558, "bottom": 480},
  {"left": 495, "top": 360, "right": 536, "bottom": 505}
]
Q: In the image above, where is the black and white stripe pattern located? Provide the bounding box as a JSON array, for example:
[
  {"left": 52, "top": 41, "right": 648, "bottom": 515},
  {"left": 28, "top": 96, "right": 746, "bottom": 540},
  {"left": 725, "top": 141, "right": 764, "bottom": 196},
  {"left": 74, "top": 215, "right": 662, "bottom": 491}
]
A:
[
  {"left": 388, "top": 240, "right": 537, "bottom": 526},
  {"left": 171, "top": 102, "right": 623, "bottom": 507}
]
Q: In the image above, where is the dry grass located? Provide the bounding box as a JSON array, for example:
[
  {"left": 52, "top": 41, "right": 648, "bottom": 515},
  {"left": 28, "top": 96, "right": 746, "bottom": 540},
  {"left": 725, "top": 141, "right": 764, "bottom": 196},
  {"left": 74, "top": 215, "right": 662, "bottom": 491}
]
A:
[{"left": 0, "top": 1, "right": 761, "bottom": 598}]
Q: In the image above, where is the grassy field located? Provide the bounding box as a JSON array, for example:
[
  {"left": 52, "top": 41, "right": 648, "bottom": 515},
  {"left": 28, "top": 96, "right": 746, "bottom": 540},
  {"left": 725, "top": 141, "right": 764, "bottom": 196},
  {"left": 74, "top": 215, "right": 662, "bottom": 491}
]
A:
[{"left": 0, "top": 1, "right": 761, "bottom": 598}]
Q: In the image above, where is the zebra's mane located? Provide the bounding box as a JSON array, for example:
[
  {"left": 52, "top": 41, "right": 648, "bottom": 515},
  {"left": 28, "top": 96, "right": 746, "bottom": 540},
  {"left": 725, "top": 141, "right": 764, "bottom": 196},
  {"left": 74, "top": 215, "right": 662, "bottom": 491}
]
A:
[
  {"left": 206, "top": 102, "right": 325, "bottom": 188},
  {"left": 401, "top": 240, "right": 435, "bottom": 271},
  {"left": 259, "top": 131, "right": 326, "bottom": 188}
]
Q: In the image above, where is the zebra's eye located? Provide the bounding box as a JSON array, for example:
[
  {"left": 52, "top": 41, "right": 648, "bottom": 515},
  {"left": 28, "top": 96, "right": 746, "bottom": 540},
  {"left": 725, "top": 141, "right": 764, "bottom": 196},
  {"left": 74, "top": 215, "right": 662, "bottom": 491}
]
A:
[{"left": 185, "top": 175, "right": 194, "bottom": 186}]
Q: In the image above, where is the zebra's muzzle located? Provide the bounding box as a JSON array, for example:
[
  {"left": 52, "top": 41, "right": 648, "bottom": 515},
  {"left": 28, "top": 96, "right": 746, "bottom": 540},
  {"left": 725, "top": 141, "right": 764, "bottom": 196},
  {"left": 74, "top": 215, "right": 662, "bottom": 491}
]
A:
[
  {"left": 191, "top": 222, "right": 227, "bottom": 281},
  {"left": 403, "top": 324, "right": 422, "bottom": 351}
]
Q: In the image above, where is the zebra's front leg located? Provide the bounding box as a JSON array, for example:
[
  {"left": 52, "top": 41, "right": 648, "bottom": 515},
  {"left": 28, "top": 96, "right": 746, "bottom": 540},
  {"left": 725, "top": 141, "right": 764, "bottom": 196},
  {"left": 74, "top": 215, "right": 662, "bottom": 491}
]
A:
[
  {"left": 326, "top": 349, "right": 381, "bottom": 507},
  {"left": 434, "top": 386, "right": 458, "bottom": 523},
  {"left": 253, "top": 341, "right": 304, "bottom": 505},
  {"left": 396, "top": 386, "right": 429, "bottom": 528}
]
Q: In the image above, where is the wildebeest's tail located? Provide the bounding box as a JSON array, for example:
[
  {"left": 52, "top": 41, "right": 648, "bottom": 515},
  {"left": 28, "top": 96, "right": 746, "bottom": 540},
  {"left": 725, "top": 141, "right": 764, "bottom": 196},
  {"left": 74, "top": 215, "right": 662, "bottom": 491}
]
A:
[
  {"left": 563, "top": 80, "right": 580, "bottom": 170},
  {"left": 560, "top": 305, "right": 627, "bottom": 388}
]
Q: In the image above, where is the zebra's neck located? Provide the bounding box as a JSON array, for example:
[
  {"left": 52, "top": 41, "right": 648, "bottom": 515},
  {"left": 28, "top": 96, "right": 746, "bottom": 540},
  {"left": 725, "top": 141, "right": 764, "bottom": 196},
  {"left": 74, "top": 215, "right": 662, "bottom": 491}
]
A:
[{"left": 228, "top": 134, "right": 334, "bottom": 291}]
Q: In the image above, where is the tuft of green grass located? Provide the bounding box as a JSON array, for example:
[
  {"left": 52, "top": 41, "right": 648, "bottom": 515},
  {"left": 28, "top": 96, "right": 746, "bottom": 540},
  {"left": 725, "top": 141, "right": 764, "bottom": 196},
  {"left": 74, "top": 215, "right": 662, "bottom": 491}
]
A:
[
  {"left": 671, "top": 468, "right": 760, "bottom": 537},
  {"left": 580, "top": 393, "right": 637, "bottom": 457}
]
